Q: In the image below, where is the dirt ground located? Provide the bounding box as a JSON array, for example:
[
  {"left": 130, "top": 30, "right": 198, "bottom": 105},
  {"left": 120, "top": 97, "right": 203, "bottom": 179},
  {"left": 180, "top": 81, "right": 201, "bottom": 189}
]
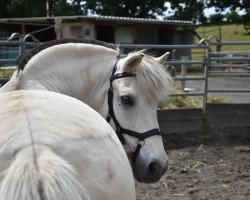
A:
[
  {"left": 136, "top": 145, "right": 250, "bottom": 200},
  {"left": 136, "top": 129, "right": 250, "bottom": 200}
]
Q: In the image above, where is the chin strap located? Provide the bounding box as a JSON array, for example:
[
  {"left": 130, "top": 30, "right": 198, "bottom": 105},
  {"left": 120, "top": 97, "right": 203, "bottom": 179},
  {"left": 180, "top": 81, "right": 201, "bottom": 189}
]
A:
[{"left": 106, "top": 59, "right": 160, "bottom": 163}]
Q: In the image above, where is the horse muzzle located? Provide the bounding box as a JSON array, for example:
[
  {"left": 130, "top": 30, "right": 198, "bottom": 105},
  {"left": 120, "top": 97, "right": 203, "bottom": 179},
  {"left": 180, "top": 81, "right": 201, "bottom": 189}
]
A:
[{"left": 131, "top": 147, "right": 168, "bottom": 183}]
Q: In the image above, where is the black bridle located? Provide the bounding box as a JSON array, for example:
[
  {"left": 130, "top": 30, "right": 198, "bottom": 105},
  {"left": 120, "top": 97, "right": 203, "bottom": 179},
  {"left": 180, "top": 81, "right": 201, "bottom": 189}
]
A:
[{"left": 106, "top": 58, "right": 160, "bottom": 163}]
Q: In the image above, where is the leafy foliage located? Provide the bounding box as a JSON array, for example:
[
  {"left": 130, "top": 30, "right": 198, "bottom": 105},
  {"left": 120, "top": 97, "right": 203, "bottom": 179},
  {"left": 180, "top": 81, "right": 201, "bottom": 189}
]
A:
[
  {"left": 85, "top": 0, "right": 166, "bottom": 18},
  {"left": 0, "top": 0, "right": 45, "bottom": 17},
  {"left": 165, "top": 0, "right": 206, "bottom": 24},
  {"left": 225, "top": 11, "right": 241, "bottom": 24},
  {"left": 209, "top": 13, "right": 224, "bottom": 25},
  {"left": 206, "top": 0, "right": 250, "bottom": 25},
  {"left": 0, "top": 0, "right": 249, "bottom": 26},
  {"left": 51, "top": 0, "right": 84, "bottom": 16}
]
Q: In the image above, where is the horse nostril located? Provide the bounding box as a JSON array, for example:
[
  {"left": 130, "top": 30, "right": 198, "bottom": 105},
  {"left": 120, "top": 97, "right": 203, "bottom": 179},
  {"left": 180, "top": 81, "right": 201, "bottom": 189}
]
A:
[{"left": 148, "top": 161, "right": 161, "bottom": 175}]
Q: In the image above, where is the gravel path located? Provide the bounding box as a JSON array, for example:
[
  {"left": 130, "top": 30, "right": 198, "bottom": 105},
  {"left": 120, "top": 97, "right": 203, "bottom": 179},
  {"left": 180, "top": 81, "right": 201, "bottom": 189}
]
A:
[{"left": 175, "top": 77, "right": 250, "bottom": 103}]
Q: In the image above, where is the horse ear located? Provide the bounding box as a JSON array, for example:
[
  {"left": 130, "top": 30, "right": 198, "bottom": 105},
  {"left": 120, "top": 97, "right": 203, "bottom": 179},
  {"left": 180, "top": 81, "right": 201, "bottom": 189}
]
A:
[
  {"left": 123, "top": 53, "right": 144, "bottom": 72},
  {"left": 154, "top": 52, "right": 170, "bottom": 64}
]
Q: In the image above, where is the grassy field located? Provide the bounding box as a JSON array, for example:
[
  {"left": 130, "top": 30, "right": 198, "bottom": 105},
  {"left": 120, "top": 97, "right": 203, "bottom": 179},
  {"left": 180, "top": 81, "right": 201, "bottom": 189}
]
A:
[
  {"left": 190, "top": 23, "right": 250, "bottom": 66},
  {"left": 195, "top": 24, "right": 250, "bottom": 41},
  {"left": 194, "top": 23, "right": 250, "bottom": 51}
]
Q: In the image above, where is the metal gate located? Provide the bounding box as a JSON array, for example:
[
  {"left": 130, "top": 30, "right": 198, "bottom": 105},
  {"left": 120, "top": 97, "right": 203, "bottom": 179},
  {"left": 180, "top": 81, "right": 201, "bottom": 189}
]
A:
[
  {"left": 205, "top": 35, "right": 250, "bottom": 107},
  {"left": 1, "top": 34, "right": 250, "bottom": 111},
  {"left": 119, "top": 36, "right": 250, "bottom": 111},
  {"left": 0, "top": 33, "right": 40, "bottom": 85}
]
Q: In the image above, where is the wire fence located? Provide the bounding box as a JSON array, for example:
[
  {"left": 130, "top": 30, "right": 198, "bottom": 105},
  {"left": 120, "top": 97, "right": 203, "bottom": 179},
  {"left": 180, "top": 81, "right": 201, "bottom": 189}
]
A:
[{"left": 196, "top": 27, "right": 222, "bottom": 40}]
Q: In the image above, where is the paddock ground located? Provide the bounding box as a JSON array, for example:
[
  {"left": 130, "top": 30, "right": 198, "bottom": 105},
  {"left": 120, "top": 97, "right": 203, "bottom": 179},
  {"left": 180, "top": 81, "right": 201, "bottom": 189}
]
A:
[
  {"left": 136, "top": 128, "right": 250, "bottom": 200},
  {"left": 136, "top": 145, "right": 249, "bottom": 200}
]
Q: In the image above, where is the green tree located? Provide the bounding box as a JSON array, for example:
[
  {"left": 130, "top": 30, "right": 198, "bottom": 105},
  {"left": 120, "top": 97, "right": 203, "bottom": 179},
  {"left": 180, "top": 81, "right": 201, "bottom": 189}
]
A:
[
  {"left": 0, "top": 0, "right": 45, "bottom": 18},
  {"left": 164, "top": 0, "right": 208, "bottom": 24},
  {"left": 209, "top": 13, "right": 225, "bottom": 25},
  {"left": 85, "top": 0, "right": 166, "bottom": 18},
  {"left": 0, "top": 0, "right": 12, "bottom": 18},
  {"left": 206, "top": 0, "right": 243, "bottom": 12},
  {"left": 0, "top": 0, "right": 85, "bottom": 18},
  {"left": 225, "top": 11, "right": 241, "bottom": 24},
  {"left": 51, "top": 0, "right": 84, "bottom": 16},
  {"left": 206, "top": 0, "right": 249, "bottom": 24}
]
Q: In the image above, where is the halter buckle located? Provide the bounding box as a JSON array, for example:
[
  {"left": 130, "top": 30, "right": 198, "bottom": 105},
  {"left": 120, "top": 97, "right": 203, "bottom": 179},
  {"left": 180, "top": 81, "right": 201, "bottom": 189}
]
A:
[
  {"left": 127, "top": 151, "right": 134, "bottom": 160},
  {"left": 108, "top": 87, "right": 113, "bottom": 92},
  {"left": 138, "top": 140, "right": 145, "bottom": 147},
  {"left": 116, "top": 126, "right": 121, "bottom": 133}
]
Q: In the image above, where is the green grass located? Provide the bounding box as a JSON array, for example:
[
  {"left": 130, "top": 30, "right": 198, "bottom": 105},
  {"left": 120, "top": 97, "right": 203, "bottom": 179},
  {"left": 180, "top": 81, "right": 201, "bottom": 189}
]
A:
[
  {"left": 0, "top": 69, "right": 14, "bottom": 78},
  {"left": 191, "top": 23, "right": 250, "bottom": 67},
  {"left": 195, "top": 23, "right": 250, "bottom": 51},
  {"left": 195, "top": 24, "right": 250, "bottom": 41}
]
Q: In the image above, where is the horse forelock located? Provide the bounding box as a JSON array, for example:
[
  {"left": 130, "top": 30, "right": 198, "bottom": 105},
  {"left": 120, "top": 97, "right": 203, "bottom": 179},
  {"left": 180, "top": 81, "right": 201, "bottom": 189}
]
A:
[
  {"left": 133, "top": 53, "right": 173, "bottom": 102},
  {"left": 17, "top": 38, "right": 117, "bottom": 72}
]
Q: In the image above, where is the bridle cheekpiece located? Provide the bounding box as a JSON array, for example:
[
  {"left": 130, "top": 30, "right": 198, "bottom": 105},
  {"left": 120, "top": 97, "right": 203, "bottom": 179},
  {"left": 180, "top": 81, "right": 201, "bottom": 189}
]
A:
[{"left": 106, "top": 55, "right": 160, "bottom": 163}]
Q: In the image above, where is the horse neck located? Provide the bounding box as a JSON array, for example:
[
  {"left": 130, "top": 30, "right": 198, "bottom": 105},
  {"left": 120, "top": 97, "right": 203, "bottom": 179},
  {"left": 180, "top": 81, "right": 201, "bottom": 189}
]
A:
[
  {"left": 78, "top": 59, "right": 115, "bottom": 114},
  {"left": 20, "top": 50, "right": 117, "bottom": 115}
]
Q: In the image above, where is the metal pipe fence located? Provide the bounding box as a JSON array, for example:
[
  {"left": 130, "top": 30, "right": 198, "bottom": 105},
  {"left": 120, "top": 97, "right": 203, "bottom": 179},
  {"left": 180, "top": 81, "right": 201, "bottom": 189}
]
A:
[
  {"left": 0, "top": 33, "right": 40, "bottom": 67},
  {"left": 119, "top": 43, "right": 208, "bottom": 105},
  {"left": 0, "top": 33, "right": 41, "bottom": 85},
  {"left": 120, "top": 36, "right": 250, "bottom": 111},
  {"left": 1, "top": 34, "right": 250, "bottom": 111}
]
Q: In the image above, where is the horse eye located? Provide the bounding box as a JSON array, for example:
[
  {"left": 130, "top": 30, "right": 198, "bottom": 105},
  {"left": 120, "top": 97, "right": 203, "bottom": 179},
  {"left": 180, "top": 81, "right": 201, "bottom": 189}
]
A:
[{"left": 121, "top": 95, "right": 134, "bottom": 106}]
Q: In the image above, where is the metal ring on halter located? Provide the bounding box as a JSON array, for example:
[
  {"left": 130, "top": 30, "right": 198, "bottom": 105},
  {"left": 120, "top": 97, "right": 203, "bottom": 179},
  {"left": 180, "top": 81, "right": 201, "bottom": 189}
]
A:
[{"left": 138, "top": 140, "right": 145, "bottom": 147}]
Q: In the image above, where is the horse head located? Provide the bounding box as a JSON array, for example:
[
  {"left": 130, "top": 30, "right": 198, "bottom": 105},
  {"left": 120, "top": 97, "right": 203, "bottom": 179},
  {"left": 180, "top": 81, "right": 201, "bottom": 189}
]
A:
[{"left": 107, "top": 51, "right": 173, "bottom": 183}]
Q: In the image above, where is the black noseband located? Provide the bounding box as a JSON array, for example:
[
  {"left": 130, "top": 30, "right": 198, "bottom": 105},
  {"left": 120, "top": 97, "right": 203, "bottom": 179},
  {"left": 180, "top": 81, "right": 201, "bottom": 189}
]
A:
[{"left": 106, "top": 58, "right": 160, "bottom": 163}]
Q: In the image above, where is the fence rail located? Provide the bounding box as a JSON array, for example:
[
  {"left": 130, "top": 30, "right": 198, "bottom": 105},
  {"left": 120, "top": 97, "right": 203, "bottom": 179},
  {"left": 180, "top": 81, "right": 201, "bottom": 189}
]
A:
[
  {"left": 0, "top": 33, "right": 41, "bottom": 68},
  {"left": 1, "top": 34, "right": 250, "bottom": 111}
]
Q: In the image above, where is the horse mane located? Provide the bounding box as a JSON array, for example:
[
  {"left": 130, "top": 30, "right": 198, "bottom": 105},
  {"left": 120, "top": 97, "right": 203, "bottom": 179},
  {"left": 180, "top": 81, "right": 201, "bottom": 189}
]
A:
[
  {"left": 17, "top": 38, "right": 172, "bottom": 102},
  {"left": 131, "top": 52, "right": 173, "bottom": 102},
  {"left": 18, "top": 38, "right": 117, "bottom": 72}
]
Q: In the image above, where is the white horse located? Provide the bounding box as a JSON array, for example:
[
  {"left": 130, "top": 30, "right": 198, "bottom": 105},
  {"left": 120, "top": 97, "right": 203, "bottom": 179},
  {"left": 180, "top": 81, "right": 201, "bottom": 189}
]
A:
[
  {"left": 0, "top": 90, "right": 136, "bottom": 200},
  {"left": 0, "top": 38, "right": 173, "bottom": 183}
]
